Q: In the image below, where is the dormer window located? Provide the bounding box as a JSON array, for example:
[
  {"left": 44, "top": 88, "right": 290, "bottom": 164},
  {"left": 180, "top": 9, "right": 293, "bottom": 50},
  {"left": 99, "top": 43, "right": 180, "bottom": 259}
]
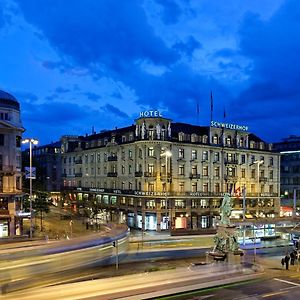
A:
[
  {"left": 191, "top": 134, "right": 197, "bottom": 143},
  {"left": 179, "top": 132, "right": 184, "bottom": 141}
]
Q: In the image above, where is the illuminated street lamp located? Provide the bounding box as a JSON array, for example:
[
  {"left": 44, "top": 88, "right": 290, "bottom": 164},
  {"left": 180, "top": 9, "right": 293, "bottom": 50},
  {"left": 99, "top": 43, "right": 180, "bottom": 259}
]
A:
[
  {"left": 161, "top": 149, "right": 172, "bottom": 231},
  {"left": 22, "top": 138, "right": 39, "bottom": 239}
]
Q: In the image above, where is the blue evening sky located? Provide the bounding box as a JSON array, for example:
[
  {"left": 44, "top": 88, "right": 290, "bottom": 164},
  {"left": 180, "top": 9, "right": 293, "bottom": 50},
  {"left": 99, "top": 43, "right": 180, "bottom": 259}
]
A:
[{"left": 0, "top": 0, "right": 299, "bottom": 145}]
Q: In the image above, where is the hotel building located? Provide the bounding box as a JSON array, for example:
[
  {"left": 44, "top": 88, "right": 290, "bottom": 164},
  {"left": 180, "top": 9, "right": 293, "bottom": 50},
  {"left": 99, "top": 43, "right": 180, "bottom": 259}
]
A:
[
  {"left": 0, "top": 90, "right": 24, "bottom": 237},
  {"left": 61, "top": 112, "right": 280, "bottom": 232}
]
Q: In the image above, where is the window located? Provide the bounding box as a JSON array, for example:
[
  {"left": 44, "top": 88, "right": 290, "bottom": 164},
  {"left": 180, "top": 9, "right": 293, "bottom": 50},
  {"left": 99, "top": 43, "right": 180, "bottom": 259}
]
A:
[
  {"left": 241, "top": 168, "right": 246, "bottom": 178},
  {"left": 214, "top": 152, "right": 220, "bottom": 162},
  {"left": 191, "top": 199, "right": 199, "bottom": 208},
  {"left": 191, "top": 165, "right": 197, "bottom": 175},
  {"left": 200, "top": 199, "right": 209, "bottom": 208},
  {"left": 129, "top": 182, "right": 133, "bottom": 190},
  {"left": 251, "top": 169, "right": 256, "bottom": 179},
  {"left": 202, "top": 151, "right": 208, "bottom": 161},
  {"left": 175, "top": 199, "right": 185, "bottom": 208},
  {"left": 269, "top": 170, "right": 273, "bottom": 179},
  {"left": 192, "top": 182, "right": 197, "bottom": 192},
  {"left": 148, "top": 183, "right": 154, "bottom": 192},
  {"left": 269, "top": 185, "right": 274, "bottom": 194},
  {"left": 146, "top": 199, "right": 155, "bottom": 208},
  {"left": 179, "top": 182, "right": 184, "bottom": 192},
  {"left": 148, "top": 147, "right": 154, "bottom": 157},
  {"left": 269, "top": 157, "right": 274, "bottom": 166},
  {"left": 191, "top": 134, "right": 197, "bottom": 143},
  {"left": 122, "top": 165, "right": 125, "bottom": 174},
  {"left": 148, "top": 164, "right": 154, "bottom": 174},
  {"left": 226, "top": 135, "right": 232, "bottom": 145},
  {"left": 213, "top": 134, "right": 218, "bottom": 144},
  {"left": 202, "top": 166, "right": 208, "bottom": 176},
  {"left": 97, "top": 153, "right": 101, "bottom": 162},
  {"left": 241, "top": 154, "right": 246, "bottom": 164},
  {"left": 191, "top": 150, "right": 197, "bottom": 160},
  {"left": 179, "top": 132, "right": 184, "bottom": 141},
  {"left": 16, "top": 136, "right": 21, "bottom": 147},
  {"left": 129, "top": 149, "right": 133, "bottom": 159},
  {"left": 178, "top": 148, "right": 184, "bottom": 159},
  {"left": 214, "top": 183, "right": 220, "bottom": 193},
  {"left": 179, "top": 165, "right": 185, "bottom": 175},
  {"left": 250, "top": 155, "right": 255, "bottom": 164},
  {"left": 214, "top": 167, "right": 220, "bottom": 177},
  {"left": 129, "top": 165, "right": 132, "bottom": 174},
  {"left": 139, "top": 148, "right": 143, "bottom": 158},
  {"left": 203, "top": 183, "right": 208, "bottom": 192}
]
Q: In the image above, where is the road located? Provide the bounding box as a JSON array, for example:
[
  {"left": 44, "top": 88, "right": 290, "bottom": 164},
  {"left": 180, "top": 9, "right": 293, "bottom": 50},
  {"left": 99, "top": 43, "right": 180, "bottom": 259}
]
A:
[{"left": 158, "top": 270, "right": 300, "bottom": 299}]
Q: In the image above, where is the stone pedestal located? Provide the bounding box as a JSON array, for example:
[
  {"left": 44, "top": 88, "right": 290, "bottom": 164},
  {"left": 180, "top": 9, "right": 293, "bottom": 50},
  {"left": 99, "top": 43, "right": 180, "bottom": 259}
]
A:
[{"left": 226, "top": 252, "right": 242, "bottom": 264}]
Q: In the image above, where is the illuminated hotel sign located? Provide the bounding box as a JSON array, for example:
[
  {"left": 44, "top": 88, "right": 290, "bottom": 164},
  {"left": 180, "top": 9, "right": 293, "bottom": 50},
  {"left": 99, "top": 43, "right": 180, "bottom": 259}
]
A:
[
  {"left": 211, "top": 120, "right": 249, "bottom": 132},
  {"left": 140, "top": 110, "right": 162, "bottom": 118}
]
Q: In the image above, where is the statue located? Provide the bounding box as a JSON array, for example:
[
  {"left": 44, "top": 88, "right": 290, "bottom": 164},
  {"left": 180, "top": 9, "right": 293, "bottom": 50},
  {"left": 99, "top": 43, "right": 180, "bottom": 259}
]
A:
[
  {"left": 141, "top": 122, "right": 146, "bottom": 139},
  {"left": 220, "top": 193, "right": 233, "bottom": 226},
  {"left": 156, "top": 123, "right": 161, "bottom": 139},
  {"left": 167, "top": 122, "right": 171, "bottom": 138},
  {"left": 135, "top": 124, "right": 139, "bottom": 137}
]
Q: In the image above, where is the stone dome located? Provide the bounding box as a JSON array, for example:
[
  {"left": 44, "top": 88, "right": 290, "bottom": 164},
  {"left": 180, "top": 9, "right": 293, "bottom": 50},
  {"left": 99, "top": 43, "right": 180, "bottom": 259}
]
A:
[{"left": 0, "top": 90, "right": 20, "bottom": 110}]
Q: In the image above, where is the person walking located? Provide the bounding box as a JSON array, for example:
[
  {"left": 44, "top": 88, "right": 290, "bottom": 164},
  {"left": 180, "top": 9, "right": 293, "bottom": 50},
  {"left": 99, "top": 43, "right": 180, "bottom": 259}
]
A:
[
  {"left": 281, "top": 257, "right": 285, "bottom": 269},
  {"left": 285, "top": 254, "right": 290, "bottom": 270},
  {"left": 290, "top": 251, "right": 295, "bottom": 266}
]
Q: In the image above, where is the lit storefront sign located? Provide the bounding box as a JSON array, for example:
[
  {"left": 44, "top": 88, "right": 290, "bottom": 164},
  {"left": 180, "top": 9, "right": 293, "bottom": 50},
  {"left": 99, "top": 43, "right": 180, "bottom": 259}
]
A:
[
  {"left": 211, "top": 120, "right": 249, "bottom": 131},
  {"left": 139, "top": 110, "right": 162, "bottom": 118}
]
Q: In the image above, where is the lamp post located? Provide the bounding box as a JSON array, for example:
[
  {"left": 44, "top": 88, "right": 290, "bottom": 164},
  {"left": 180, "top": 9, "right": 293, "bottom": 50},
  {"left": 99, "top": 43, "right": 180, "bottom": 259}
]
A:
[
  {"left": 254, "top": 160, "right": 264, "bottom": 217},
  {"left": 161, "top": 149, "right": 172, "bottom": 231},
  {"left": 22, "top": 138, "right": 39, "bottom": 239}
]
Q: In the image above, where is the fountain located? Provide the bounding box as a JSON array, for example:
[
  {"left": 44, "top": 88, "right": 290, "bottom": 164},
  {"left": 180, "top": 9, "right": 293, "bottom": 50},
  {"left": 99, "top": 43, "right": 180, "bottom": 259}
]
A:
[{"left": 209, "top": 193, "right": 244, "bottom": 262}]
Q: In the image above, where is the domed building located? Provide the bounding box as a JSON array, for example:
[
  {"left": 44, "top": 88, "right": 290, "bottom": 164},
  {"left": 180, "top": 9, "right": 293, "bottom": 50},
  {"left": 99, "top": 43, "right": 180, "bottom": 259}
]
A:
[{"left": 0, "top": 90, "right": 25, "bottom": 237}]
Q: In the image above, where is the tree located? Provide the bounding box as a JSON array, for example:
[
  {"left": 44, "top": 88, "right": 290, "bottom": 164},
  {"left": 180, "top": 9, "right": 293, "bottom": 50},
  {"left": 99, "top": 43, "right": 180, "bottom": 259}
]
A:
[{"left": 33, "top": 192, "right": 51, "bottom": 231}]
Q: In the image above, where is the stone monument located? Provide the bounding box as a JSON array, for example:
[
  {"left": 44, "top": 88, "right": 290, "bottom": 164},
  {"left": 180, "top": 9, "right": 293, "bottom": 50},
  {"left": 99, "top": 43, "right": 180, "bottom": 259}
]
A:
[{"left": 209, "top": 193, "right": 243, "bottom": 262}]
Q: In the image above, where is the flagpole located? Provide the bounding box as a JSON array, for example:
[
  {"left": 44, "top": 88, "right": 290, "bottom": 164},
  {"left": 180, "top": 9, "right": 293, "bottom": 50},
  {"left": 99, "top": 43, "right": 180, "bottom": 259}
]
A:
[
  {"left": 243, "top": 185, "right": 246, "bottom": 245},
  {"left": 210, "top": 91, "right": 213, "bottom": 123}
]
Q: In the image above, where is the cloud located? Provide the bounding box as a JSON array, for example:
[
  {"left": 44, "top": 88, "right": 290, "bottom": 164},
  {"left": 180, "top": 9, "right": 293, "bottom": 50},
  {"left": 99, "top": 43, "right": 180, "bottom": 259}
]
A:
[
  {"left": 16, "top": 0, "right": 179, "bottom": 72},
  {"left": 172, "top": 36, "right": 202, "bottom": 57},
  {"left": 55, "top": 86, "right": 70, "bottom": 94},
  {"left": 83, "top": 92, "right": 101, "bottom": 102},
  {"left": 101, "top": 104, "right": 129, "bottom": 119},
  {"left": 154, "top": 0, "right": 183, "bottom": 25}
]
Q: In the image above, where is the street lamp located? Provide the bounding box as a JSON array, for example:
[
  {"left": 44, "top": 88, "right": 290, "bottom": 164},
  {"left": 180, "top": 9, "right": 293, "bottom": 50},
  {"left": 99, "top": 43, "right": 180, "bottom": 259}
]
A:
[
  {"left": 161, "top": 149, "right": 172, "bottom": 231},
  {"left": 253, "top": 160, "right": 264, "bottom": 217},
  {"left": 22, "top": 138, "right": 39, "bottom": 239}
]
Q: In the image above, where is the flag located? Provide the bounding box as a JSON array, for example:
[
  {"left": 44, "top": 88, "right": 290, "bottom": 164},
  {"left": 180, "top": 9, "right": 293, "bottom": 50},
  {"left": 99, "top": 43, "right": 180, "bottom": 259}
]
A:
[
  {"left": 235, "top": 187, "right": 241, "bottom": 199},
  {"left": 224, "top": 107, "right": 226, "bottom": 120},
  {"left": 210, "top": 91, "right": 213, "bottom": 111}
]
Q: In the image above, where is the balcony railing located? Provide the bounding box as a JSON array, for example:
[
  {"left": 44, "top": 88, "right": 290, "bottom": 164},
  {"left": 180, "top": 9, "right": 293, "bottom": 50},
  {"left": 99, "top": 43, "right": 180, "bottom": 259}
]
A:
[
  {"left": 144, "top": 172, "right": 156, "bottom": 177},
  {"left": 189, "top": 174, "right": 201, "bottom": 179},
  {"left": 259, "top": 177, "right": 268, "bottom": 182},
  {"left": 75, "top": 173, "right": 82, "bottom": 177},
  {"left": 224, "top": 159, "right": 239, "bottom": 165},
  {"left": 224, "top": 175, "right": 238, "bottom": 181},
  {"left": 135, "top": 171, "right": 143, "bottom": 177},
  {"left": 107, "top": 172, "right": 118, "bottom": 177},
  {"left": 75, "top": 159, "right": 82, "bottom": 164},
  {"left": 108, "top": 156, "right": 118, "bottom": 161}
]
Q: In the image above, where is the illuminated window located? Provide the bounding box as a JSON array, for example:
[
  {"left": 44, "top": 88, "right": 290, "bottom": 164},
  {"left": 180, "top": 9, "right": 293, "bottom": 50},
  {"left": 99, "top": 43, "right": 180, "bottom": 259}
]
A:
[
  {"left": 191, "top": 150, "right": 197, "bottom": 160},
  {"left": 178, "top": 148, "right": 184, "bottom": 158}
]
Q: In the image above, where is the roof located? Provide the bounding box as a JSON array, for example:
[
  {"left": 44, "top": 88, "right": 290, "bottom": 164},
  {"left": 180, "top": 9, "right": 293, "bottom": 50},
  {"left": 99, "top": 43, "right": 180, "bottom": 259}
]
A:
[
  {"left": 171, "top": 123, "right": 209, "bottom": 136},
  {"left": 0, "top": 90, "right": 20, "bottom": 110}
]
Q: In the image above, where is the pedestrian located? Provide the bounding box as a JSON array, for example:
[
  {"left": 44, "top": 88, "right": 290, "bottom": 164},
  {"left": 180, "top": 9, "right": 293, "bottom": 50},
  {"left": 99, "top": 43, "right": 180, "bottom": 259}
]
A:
[
  {"left": 290, "top": 251, "right": 295, "bottom": 266},
  {"left": 285, "top": 254, "right": 290, "bottom": 270},
  {"left": 281, "top": 257, "right": 285, "bottom": 269}
]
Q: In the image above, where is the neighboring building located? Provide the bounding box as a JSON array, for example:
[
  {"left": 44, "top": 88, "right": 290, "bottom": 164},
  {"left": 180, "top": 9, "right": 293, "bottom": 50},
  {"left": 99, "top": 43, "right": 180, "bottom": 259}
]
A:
[
  {"left": 0, "top": 90, "right": 25, "bottom": 237},
  {"left": 61, "top": 112, "right": 280, "bottom": 232},
  {"left": 273, "top": 135, "right": 300, "bottom": 215},
  {"left": 22, "top": 141, "right": 62, "bottom": 205}
]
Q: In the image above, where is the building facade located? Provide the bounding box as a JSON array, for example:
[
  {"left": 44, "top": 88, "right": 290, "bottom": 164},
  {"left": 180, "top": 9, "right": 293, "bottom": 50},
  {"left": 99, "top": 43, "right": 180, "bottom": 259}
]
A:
[
  {"left": 273, "top": 135, "right": 300, "bottom": 215},
  {"left": 0, "top": 90, "right": 25, "bottom": 237},
  {"left": 22, "top": 141, "right": 62, "bottom": 205},
  {"left": 61, "top": 112, "right": 280, "bottom": 232}
]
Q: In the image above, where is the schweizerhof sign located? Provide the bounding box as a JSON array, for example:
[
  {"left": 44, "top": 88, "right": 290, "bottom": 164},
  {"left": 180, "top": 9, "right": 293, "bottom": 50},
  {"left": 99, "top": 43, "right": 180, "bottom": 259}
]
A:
[{"left": 211, "top": 120, "right": 249, "bottom": 131}]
